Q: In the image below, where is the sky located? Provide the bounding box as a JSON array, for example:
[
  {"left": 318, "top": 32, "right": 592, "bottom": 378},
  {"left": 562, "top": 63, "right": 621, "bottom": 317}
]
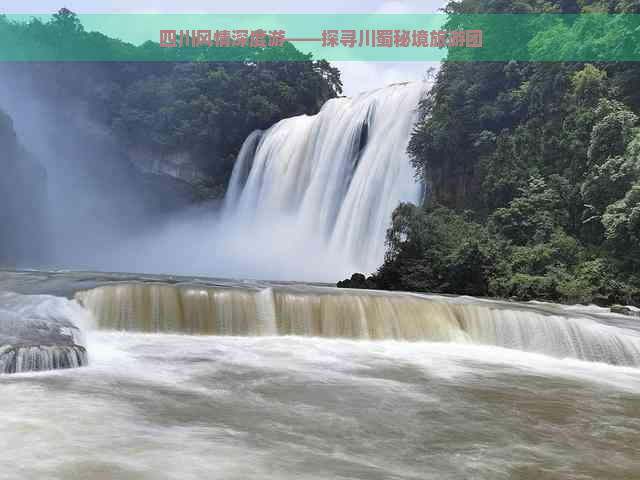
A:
[{"left": 2, "top": 0, "right": 445, "bottom": 95}]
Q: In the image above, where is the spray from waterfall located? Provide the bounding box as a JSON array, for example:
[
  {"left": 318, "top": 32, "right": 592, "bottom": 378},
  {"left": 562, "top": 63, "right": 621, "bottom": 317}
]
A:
[{"left": 96, "top": 82, "right": 427, "bottom": 281}]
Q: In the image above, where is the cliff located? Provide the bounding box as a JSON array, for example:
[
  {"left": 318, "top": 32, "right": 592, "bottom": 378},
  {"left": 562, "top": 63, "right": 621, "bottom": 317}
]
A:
[{"left": 0, "top": 108, "right": 47, "bottom": 265}]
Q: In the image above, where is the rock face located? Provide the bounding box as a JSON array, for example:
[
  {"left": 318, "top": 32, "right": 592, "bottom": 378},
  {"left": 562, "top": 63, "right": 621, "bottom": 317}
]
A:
[
  {"left": 129, "top": 148, "right": 207, "bottom": 184},
  {"left": 425, "top": 161, "right": 478, "bottom": 211},
  {"left": 0, "top": 292, "right": 89, "bottom": 374},
  {"left": 0, "top": 108, "right": 47, "bottom": 266},
  {"left": 0, "top": 103, "right": 197, "bottom": 268}
]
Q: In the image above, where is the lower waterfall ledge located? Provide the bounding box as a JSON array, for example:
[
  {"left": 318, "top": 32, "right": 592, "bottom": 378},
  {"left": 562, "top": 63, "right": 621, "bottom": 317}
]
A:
[
  {"left": 76, "top": 283, "right": 640, "bottom": 366},
  {"left": 0, "top": 292, "right": 92, "bottom": 374},
  {"left": 0, "top": 343, "right": 87, "bottom": 374}
]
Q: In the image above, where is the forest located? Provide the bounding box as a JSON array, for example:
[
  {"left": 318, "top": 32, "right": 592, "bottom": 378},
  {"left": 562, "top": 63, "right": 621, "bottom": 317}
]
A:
[
  {"left": 0, "top": 10, "right": 342, "bottom": 199},
  {"left": 339, "top": 0, "right": 640, "bottom": 306},
  {"left": 0, "top": 9, "right": 342, "bottom": 266}
]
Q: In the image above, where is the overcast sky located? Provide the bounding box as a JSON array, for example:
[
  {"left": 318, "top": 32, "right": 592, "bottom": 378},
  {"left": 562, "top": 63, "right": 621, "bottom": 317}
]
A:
[{"left": 3, "top": 0, "right": 444, "bottom": 95}]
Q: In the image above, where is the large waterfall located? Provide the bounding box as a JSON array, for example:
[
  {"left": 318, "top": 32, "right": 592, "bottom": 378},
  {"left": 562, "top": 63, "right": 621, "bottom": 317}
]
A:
[
  {"left": 221, "top": 82, "right": 426, "bottom": 278},
  {"left": 76, "top": 283, "right": 640, "bottom": 366}
]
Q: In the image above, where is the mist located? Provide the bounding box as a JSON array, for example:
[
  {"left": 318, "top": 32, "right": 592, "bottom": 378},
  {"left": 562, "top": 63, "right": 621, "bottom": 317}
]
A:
[
  {"left": 97, "top": 82, "right": 426, "bottom": 283},
  {"left": 0, "top": 67, "right": 339, "bottom": 281},
  {"left": 0, "top": 63, "right": 425, "bottom": 283},
  {"left": 0, "top": 62, "right": 191, "bottom": 270}
]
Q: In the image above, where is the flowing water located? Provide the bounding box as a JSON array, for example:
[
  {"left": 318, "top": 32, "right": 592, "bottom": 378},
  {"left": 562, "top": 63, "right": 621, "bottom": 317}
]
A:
[
  {"left": 75, "top": 282, "right": 640, "bottom": 366},
  {"left": 0, "top": 291, "right": 89, "bottom": 373},
  {"left": 2, "top": 76, "right": 639, "bottom": 480},
  {"left": 219, "top": 82, "right": 426, "bottom": 279},
  {"left": 1, "top": 271, "right": 640, "bottom": 479},
  {"left": 93, "top": 83, "right": 425, "bottom": 282}
]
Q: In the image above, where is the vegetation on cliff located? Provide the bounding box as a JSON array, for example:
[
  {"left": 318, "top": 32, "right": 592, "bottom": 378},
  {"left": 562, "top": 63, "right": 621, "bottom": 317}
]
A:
[
  {"left": 0, "top": 10, "right": 342, "bottom": 197},
  {"left": 339, "top": 0, "right": 640, "bottom": 306}
]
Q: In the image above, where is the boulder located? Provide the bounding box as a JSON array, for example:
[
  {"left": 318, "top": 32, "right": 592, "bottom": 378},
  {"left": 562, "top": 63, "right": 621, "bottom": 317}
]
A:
[
  {"left": 610, "top": 304, "right": 640, "bottom": 318},
  {"left": 0, "top": 292, "right": 88, "bottom": 374}
]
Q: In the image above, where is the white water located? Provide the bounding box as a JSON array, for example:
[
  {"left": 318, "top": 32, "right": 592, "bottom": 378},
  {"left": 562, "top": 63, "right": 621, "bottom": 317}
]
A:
[
  {"left": 92, "top": 83, "right": 425, "bottom": 282},
  {"left": 0, "top": 292, "right": 91, "bottom": 373},
  {"left": 221, "top": 82, "right": 426, "bottom": 277},
  {"left": 3, "top": 273, "right": 640, "bottom": 478},
  {"left": 2, "top": 332, "right": 640, "bottom": 479},
  {"left": 76, "top": 283, "right": 640, "bottom": 367}
]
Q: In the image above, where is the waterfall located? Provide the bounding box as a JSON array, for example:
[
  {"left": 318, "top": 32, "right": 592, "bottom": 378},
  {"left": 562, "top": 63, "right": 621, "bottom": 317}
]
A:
[
  {"left": 0, "top": 345, "right": 86, "bottom": 374},
  {"left": 223, "top": 129, "right": 263, "bottom": 210},
  {"left": 220, "top": 82, "right": 426, "bottom": 277},
  {"left": 76, "top": 284, "right": 640, "bottom": 367},
  {"left": 0, "top": 292, "right": 91, "bottom": 374}
]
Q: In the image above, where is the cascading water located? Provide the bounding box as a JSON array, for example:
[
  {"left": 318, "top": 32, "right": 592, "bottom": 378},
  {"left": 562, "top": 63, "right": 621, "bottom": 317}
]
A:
[
  {"left": 5, "top": 272, "right": 640, "bottom": 478},
  {"left": 223, "top": 129, "right": 263, "bottom": 210},
  {"left": 221, "top": 82, "right": 426, "bottom": 277},
  {"left": 0, "top": 292, "right": 90, "bottom": 373},
  {"left": 76, "top": 283, "right": 640, "bottom": 366}
]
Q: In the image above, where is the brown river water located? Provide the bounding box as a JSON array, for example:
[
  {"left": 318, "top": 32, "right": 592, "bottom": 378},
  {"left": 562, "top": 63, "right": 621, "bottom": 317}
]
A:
[{"left": 1, "top": 270, "right": 639, "bottom": 479}]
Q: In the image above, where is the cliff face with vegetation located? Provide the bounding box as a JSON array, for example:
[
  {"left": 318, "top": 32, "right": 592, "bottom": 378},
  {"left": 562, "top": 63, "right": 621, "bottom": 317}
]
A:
[
  {"left": 0, "top": 10, "right": 342, "bottom": 266},
  {"left": 340, "top": 0, "right": 640, "bottom": 306},
  {"left": 0, "top": 109, "right": 47, "bottom": 265},
  {"left": 0, "top": 10, "right": 342, "bottom": 200}
]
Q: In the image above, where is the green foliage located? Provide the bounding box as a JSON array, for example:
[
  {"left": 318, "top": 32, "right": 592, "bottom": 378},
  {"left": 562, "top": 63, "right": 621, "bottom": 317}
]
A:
[
  {"left": 372, "top": 204, "right": 499, "bottom": 296},
  {"left": 581, "top": 154, "right": 640, "bottom": 214},
  {"left": 490, "top": 176, "right": 568, "bottom": 245},
  {"left": 341, "top": 0, "right": 640, "bottom": 306},
  {"left": 109, "top": 60, "right": 340, "bottom": 180},
  {"left": 602, "top": 184, "right": 640, "bottom": 258},
  {"left": 587, "top": 101, "right": 638, "bottom": 165},
  {"left": 0, "top": 10, "right": 342, "bottom": 190},
  {"left": 571, "top": 64, "right": 608, "bottom": 106},
  {"left": 0, "top": 9, "right": 330, "bottom": 62},
  {"left": 336, "top": 273, "right": 377, "bottom": 290}
]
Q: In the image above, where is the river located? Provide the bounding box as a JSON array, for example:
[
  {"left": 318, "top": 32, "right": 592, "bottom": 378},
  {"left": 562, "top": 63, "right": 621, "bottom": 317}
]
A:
[{"left": 1, "top": 270, "right": 639, "bottom": 479}]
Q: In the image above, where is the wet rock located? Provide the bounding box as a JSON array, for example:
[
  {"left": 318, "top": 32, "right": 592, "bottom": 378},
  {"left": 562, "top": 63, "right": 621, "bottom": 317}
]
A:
[
  {"left": 610, "top": 305, "right": 640, "bottom": 318},
  {"left": 0, "top": 292, "right": 89, "bottom": 374},
  {"left": 0, "top": 344, "right": 87, "bottom": 374}
]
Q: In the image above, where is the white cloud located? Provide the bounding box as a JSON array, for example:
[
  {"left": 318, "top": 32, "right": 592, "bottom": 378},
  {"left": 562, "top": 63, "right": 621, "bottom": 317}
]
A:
[{"left": 375, "top": 1, "right": 411, "bottom": 14}]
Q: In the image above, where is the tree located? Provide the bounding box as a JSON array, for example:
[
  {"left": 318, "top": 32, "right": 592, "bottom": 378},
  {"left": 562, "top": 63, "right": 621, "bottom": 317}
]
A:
[
  {"left": 571, "top": 64, "right": 608, "bottom": 106},
  {"left": 490, "top": 176, "right": 566, "bottom": 245},
  {"left": 587, "top": 100, "right": 638, "bottom": 166},
  {"left": 602, "top": 183, "right": 640, "bottom": 259},
  {"left": 341, "top": 0, "right": 640, "bottom": 306}
]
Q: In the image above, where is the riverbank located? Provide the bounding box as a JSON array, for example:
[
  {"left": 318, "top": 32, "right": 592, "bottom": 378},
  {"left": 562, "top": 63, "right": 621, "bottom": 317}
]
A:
[{"left": 338, "top": 203, "right": 640, "bottom": 309}]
